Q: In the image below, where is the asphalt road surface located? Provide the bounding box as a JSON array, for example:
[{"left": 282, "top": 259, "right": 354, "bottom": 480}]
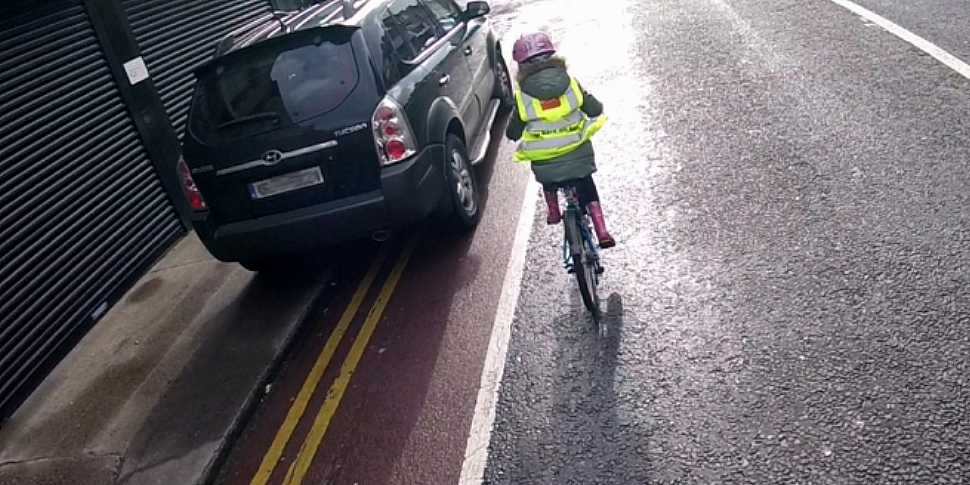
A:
[{"left": 216, "top": 1, "right": 970, "bottom": 484}]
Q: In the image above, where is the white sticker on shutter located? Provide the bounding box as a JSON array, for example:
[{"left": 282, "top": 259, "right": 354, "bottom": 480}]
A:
[{"left": 123, "top": 56, "right": 150, "bottom": 85}]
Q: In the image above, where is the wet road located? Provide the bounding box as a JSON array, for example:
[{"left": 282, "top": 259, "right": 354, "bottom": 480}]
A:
[
  {"left": 215, "top": 0, "right": 970, "bottom": 484},
  {"left": 487, "top": 0, "right": 970, "bottom": 483}
]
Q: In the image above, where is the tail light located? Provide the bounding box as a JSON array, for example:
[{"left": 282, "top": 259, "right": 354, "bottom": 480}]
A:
[
  {"left": 177, "top": 158, "right": 207, "bottom": 211},
  {"left": 372, "top": 96, "right": 417, "bottom": 166}
]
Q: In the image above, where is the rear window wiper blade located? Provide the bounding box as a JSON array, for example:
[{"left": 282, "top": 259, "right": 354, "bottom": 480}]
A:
[{"left": 217, "top": 112, "right": 281, "bottom": 130}]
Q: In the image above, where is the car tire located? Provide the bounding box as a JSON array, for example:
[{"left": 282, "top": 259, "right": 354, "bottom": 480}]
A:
[
  {"left": 492, "top": 52, "right": 514, "bottom": 111},
  {"left": 444, "top": 134, "right": 481, "bottom": 230}
]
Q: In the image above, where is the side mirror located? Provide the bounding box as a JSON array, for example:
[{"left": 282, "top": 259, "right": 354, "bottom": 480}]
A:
[{"left": 464, "top": 1, "right": 490, "bottom": 19}]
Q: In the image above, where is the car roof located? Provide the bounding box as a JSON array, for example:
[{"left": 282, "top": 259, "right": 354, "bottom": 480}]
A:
[{"left": 214, "top": 0, "right": 387, "bottom": 58}]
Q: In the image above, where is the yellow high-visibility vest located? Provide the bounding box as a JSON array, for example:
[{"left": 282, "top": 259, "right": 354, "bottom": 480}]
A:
[{"left": 513, "top": 77, "right": 606, "bottom": 162}]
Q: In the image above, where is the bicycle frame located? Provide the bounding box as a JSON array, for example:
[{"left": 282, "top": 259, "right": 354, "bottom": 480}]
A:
[
  {"left": 560, "top": 186, "right": 601, "bottom": 276},
  {"left": 557, "top": 184, "right": 605, "bottom": 327}
]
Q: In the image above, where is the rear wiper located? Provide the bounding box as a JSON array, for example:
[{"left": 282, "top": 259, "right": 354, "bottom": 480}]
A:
[{"left": 218, "top": 112, "right": 281, "bottom": 130}]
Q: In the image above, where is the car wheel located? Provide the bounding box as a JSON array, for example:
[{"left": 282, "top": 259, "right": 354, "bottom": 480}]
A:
[
  {"left": 445, "top": 134, "right": 481, "bottom": 230},
  {"left": 492, "top": 52, "right": 514, "bottom": 111}
]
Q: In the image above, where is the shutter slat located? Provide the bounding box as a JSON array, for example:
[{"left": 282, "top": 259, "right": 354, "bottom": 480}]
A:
[
  {"left": 0, "top": 2, "right": 183, "bottom": 411},
  {"left": 0, "top": 166, "right": 159, "bottom": 360},
  {"left": 121, "top": 0, "right": 273, "bottom": 135}
]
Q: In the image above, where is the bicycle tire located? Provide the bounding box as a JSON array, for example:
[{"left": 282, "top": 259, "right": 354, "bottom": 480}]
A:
[{"left": 564, "top": 210, "right": 600, "bottom": 314}]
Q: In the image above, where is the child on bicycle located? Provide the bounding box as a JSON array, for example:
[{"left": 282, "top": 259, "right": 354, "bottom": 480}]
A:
[{"left": 505, "top": 32, "right": 615, "bottom": 248}]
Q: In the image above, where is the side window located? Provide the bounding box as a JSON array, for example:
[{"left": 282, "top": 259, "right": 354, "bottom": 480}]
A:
[
  {"left": 387, "top": 0, "right": 440, "bottom": 59},
  {"left": 420, "top": 0, "right": 462, "bottom": 32},
  {"left": 381, "top": 11, "right": 413, "bottom": 85}
]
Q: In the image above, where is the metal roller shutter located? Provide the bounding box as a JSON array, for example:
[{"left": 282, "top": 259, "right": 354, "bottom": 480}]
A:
[
  {"left": 122, "top": 0, "right": 275, "bottom": 137},
  {"left": 0, "top": 2, "right": 184, "bottom": 409}
]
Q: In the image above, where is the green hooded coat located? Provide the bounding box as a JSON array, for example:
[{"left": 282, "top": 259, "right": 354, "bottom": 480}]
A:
[{"left": 505, "top": 56, "right": 604, "bottom": 185}]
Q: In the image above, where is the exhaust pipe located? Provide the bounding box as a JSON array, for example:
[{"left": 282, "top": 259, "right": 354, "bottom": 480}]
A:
[{"left": 371, "top": 230, "right": 391, "bottom": 242}]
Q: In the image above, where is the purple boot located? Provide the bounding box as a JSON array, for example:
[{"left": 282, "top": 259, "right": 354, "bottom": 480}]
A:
[
  {"left": 544, "top": 190, "right": 562, "bottom": 225},
  {"left": 587, "top": 202, "right": 615, "bottom": 248}
]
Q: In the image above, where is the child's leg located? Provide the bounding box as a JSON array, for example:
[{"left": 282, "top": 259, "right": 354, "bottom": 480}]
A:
[
  {"left": 542, "top": 183, "right": 562, "bottom": 225},
  {"left": 578, "top": 177, "right": 615, "bottom": 248},
  {"left": 575, "top": 176, "right": 601, "bottom": 205}
]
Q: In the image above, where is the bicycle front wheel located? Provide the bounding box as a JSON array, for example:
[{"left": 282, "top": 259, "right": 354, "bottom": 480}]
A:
[{"left": 564, "top": 210, "right": 600, "bottom": 314}]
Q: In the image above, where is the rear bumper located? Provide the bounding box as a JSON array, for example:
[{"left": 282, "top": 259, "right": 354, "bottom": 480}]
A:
[{"left": 192, "top": 144, "right": 445, "bottom": 262}]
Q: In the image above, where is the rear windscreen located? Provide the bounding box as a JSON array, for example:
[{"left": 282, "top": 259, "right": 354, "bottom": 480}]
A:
[{"left": 189, "top": 33, "right": 360, "bottom": 143}]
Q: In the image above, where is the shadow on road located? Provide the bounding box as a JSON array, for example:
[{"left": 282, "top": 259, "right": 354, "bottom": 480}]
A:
[{"left": 490, "top": 289, "right": 653, "bottom": 484}]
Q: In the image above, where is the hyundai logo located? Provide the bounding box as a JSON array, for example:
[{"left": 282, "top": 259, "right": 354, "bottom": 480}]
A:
[{"left": 261, "top": 150, "right": 284, "bottom": 165}]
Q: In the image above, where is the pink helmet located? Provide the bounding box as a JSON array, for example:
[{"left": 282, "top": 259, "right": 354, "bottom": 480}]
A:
[{"left": 512, "top": 32, "right": 556, "bottom": 64}]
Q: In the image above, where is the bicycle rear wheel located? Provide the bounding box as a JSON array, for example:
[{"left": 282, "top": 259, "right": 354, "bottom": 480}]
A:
[{"left": 564, "top": 210, "right": 600, "bottom": 314}]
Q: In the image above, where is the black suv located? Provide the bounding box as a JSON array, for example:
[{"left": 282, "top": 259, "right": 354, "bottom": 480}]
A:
[{"left": 177, "top": 0, "right": 512, "bottom": 271}]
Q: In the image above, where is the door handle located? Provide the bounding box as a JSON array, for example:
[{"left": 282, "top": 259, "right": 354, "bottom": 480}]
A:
[
  {"left": 464, "top": 46, "right": 473, "bottom": 56},
  {"left": 439, "top": 74, "right": 451, "bottom": 86}
]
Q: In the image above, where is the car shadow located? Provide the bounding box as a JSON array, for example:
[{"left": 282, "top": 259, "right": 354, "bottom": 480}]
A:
[{"left": 473, "top": 109, "right": 513, "bottom": 209}]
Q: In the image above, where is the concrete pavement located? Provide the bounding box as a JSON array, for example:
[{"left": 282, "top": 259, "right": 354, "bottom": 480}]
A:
[{"left": 0, "top": 235, "right": 334, "bottom": 485}]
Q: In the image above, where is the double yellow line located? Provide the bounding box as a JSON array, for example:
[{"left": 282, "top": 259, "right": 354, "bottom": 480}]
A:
[{"left": 249, "top": 234, "right": 419, "bottom": 485}]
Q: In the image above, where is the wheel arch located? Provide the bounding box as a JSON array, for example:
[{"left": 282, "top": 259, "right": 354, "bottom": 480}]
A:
[{"left": 426, "top": 97, "right": 466, "bottom": 146}]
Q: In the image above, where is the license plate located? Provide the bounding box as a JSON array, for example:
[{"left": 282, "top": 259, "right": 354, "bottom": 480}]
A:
[{"left": 249, "top": 167, "right": 324, "bottom": 199}]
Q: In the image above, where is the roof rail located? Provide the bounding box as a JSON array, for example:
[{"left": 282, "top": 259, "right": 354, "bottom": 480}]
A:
[
  {"left": 214, "top": 35, "right": 235, "bottom": 59},
  {"left": 272, "top": 11, "right": 290, "bottom": 34},
  {"left": 342, "top": 0, "right": 356, "bottom": 18}
]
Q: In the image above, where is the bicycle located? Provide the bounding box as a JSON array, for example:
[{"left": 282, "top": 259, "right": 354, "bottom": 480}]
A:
[{"left": 559, "top": 184, "right": 604, "bottom": 322}]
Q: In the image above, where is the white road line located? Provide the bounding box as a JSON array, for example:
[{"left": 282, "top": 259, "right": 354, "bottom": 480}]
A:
[
  {"left": 457, "top": 4, "right": 966, "bottom": 484},
  {"left": 458, "top": 177, "right": 539, "bottom": 485},
  {"left": 828, "top": 0, "right": 970, "bottom": 80}
]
